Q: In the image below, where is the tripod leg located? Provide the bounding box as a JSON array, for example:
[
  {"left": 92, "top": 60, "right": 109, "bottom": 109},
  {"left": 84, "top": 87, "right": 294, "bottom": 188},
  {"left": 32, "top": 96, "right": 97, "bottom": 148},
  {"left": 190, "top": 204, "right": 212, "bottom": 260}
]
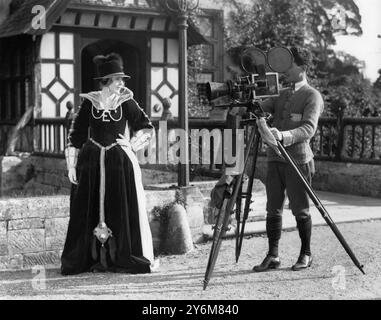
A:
[
  {"left": 236, "top": 127, "right": 261, "bottom": 262},
  {"left": 204, "top": 196, "right": 234, "bottom": 290},
  {"left": 206, "top": 201, "right": 227, "bottom": 271},
  {"left": 235, "top": 183, "right": 243, "bottom": 261},
  {"left": 276, "top": 141, "right": 365, "bottom": 274},
  {"left": 204, "top": 125, "right": 262, "bottom": 289}
]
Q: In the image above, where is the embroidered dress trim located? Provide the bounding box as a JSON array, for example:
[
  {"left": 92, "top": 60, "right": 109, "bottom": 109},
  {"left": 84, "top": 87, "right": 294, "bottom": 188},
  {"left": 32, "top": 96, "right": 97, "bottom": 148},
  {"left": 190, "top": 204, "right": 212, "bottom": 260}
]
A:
[
  {"left": 89, "top": 137, "right": 155, "bottom": 268},
  {"left": 91, "top": 105, "right": 123, "bottom": 122},
  {"left": 89, "top": 138, "right": 118, "bottom": 243},
  {"left": 80, "top": 87, "right": 133, "bottom": 111},
  {"left": 120, "top": 144, "right": 155, "bottom": 267}
]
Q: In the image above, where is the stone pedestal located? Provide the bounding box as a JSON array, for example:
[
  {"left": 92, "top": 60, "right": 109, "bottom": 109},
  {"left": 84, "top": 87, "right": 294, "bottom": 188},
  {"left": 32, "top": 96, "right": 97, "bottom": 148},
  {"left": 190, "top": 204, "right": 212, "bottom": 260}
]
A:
[
  {"left": 176, "top": 186, "right": 205, "bottom": 244},
  {"left": 162, "top": 204, "right": 193, "bottom": 254}
]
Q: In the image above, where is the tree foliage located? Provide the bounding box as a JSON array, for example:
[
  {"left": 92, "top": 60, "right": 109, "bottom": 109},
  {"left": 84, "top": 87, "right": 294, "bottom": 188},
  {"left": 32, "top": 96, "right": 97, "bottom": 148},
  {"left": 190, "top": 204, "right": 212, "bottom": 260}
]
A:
[
  {"left": 219, "top": 0, "right": 381, "bottom": 117},
  {"left": 222, "top": 0, "right": 361, "bottom": 52}
]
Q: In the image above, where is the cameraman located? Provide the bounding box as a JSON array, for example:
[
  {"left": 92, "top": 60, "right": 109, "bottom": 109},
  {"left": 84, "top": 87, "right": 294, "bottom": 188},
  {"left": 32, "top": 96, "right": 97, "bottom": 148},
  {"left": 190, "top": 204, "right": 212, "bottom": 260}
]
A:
[{"left": 253, "top": 47, "right": 324, "bottom": 272}]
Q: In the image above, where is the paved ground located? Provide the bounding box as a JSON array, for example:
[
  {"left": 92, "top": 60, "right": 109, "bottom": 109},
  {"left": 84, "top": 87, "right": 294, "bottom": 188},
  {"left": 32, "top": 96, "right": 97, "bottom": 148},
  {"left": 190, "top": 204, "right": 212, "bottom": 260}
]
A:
[
  {"left": 204, "top": 190, "right": 381, "bottom": 238},
  {"left": 1, "top": 190, "right": 381, "bottom": 300},
  {"left": 0, "top": 219, "right": 380, "bottom": 300}
]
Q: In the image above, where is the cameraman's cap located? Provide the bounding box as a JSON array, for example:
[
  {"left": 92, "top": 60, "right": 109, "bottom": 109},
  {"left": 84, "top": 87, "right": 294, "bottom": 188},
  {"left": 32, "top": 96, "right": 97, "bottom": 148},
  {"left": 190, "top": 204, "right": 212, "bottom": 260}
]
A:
[{"left": 290, "top": 47, "right": 312, "bottom": 67}]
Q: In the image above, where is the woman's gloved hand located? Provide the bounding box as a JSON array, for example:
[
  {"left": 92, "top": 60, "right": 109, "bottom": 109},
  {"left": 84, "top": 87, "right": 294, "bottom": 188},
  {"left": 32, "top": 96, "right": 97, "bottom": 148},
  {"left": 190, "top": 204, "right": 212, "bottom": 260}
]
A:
[
  {"left": 68, "top": 167, "right": 78, "bottom": 185},
  {"left": 117, "top": 130, "right": 152, "bottom": 152},
  {"left": 117, "top": 133, "right": 133, "bottom": 150},
  {"left": 65, "top": 146, "right": 79, "bottom": 184},
  {"left": 130, "top": 130, "right": 152, "bottom": 152}
]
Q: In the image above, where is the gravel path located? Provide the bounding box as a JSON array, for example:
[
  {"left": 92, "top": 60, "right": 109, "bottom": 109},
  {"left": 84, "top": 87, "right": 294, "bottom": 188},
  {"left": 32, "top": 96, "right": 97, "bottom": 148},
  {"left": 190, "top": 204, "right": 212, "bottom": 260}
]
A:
[{"left": 1, "top": 220, "right": 380, "bottom": 300}]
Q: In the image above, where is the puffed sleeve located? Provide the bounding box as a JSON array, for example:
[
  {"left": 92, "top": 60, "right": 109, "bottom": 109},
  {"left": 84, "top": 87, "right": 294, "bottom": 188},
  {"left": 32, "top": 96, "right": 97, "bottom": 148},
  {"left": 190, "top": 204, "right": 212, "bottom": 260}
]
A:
[
  {"left": 123, "top": 99, "right": 154, "bottom": 152},
  {"left": 67, "top": 99, "right": 90, "bottom": 149},
  {"left": 123, "top": 98, "right": 153, "bottom": 132}
]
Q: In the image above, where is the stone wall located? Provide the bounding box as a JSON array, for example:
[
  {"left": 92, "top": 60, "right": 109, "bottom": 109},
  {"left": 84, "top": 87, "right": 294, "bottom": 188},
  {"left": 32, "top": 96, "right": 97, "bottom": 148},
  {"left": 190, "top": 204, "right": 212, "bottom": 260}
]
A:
[
  {"left": 254, "top": 156, "right": 381, "bottom": 198},
  {"left": 0, "top": 156, "right": 180, "bottom": 197},
  {"left": 0, "top": 156, "right": 70, "bottom": 197},
  {"left": 0, "top": 196, "right": 69, "bottom": 270},
  {"left": 313, "top": 161, "right": 381, "bottom": 198},
  {"left": 0, "top": 186, "right": 206, "bottom": 271}
]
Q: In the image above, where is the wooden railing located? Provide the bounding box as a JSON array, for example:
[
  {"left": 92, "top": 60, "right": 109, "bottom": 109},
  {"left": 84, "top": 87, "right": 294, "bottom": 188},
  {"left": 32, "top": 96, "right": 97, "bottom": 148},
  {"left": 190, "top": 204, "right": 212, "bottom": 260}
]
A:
[
  {"left": 312, "top": 116, "right": 381, "bottom": 164},
  {"left": 31, "top": 116, "right": 381, "bottom": 166},
  {"left": 33, "top": 118, "right": 68, "bottom": 158}
]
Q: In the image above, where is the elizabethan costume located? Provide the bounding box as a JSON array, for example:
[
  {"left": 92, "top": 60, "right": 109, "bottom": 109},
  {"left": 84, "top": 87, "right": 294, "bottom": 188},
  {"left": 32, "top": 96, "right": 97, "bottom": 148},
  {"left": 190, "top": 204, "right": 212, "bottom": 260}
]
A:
[{"left": 61, "top": 52, "right": 155, "bottom": 275}]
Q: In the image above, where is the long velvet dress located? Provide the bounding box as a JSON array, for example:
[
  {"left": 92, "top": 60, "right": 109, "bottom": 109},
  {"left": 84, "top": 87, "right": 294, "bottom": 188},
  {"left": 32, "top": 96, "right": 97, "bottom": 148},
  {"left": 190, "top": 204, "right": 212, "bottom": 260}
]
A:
[{"left": 61, "top": 91, "right": 154, "bottom": 275}]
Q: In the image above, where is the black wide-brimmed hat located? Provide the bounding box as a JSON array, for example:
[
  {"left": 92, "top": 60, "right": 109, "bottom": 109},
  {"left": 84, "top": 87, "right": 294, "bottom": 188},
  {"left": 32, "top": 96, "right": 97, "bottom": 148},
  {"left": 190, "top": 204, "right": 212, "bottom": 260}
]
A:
[
  {"left": 93, "top": 53, "right": 131, "bottom": 80},
  {"left": 290, "top": 46, "right": 312, "bottom": 67}
]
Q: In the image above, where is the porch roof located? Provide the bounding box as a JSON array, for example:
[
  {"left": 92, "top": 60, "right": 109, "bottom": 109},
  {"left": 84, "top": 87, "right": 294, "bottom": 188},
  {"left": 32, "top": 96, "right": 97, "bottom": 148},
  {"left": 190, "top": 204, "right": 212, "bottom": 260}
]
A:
[
  {"left": 0, "top": 0, "right": 72, "bottom": 38},
  {"left": 0, "top": 0, "right": 210, "bottom": 45}
]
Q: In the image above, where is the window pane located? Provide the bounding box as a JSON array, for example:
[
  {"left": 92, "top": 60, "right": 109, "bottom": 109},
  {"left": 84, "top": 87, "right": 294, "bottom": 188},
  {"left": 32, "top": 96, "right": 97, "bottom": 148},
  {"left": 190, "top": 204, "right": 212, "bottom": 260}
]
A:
[
  {"left": 41, "top": 33, "right": 55, "bottom": 59},
  {"left": 60, "top": 64, "right": 74, "bottom": 88},
  {"left": 151, "top": 38, "right": 164, "bottom": 63},
  {"left": 167, "top": 68, "right": 178, "bottom": 90},
  {"left": 41, "top": 63, "right": 56, "bottom": 88},
  {"left": 59, "top": 33, "right": 74, "bottom": 60},
  {"left": 158, "top": 84, "right": 173, "bottom": 100},
  {"left": 167, "top": 39, "right": 179, "bottom": 64},
  {"left": 151, "top": 67, "right": 164, "bottom": 90},
  {"left": 50, "top": 81, "right": 67, "bottom": 101},
  {"left": 169, "top": 94, "right": 178, "bottom": 118},
  {"left": 41, "top": 93, "right": 56, "bottom": 118}
]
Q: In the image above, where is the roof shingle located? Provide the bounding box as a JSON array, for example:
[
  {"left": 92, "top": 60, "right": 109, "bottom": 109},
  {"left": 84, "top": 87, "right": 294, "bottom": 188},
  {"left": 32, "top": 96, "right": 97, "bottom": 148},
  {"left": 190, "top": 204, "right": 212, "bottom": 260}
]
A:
[
  {"left": 0, "top": 0, "right": 72, "bottom": 38},
  {"left": 0, "top": 0, "right": 209, "bottom": 45}
]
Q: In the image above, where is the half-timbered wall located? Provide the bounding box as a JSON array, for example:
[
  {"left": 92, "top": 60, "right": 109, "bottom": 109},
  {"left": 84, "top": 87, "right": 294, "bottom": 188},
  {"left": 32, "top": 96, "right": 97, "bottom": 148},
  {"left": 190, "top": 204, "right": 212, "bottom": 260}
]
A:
[
  {"left": 52, "top": 5, "right": 181, "bottom": 118},
  {"left": 39, "top": 32, "right": 76, "bottom": 118},
  {"left": 150, "top": 37, "right": 179, "bottom": 118}
]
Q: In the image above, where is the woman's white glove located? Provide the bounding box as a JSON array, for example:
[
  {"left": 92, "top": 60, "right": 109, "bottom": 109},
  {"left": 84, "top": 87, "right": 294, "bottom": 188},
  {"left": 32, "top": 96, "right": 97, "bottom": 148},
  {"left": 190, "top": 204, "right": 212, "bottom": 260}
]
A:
[
  {"left": 65, "top": 146, "right": 79, "bottom": 185},
  {"left": 116, "top": 133, "right": 133, "bottom": 150},
  {"left": 117, "top": 130, "right": 152, "bottom": 152},
  {"left": 68, "top": 167, "right": 78, "bottom": 185},
  {"left": 130, "top": 130, "right": 153, "bottom": 152}
]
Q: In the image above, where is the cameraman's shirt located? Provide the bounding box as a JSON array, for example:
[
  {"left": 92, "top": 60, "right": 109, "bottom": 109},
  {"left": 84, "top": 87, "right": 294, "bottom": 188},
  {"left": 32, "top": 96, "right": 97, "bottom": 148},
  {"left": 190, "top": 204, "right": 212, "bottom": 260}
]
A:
[{"left": 260, "top": 82, "right": 324, "bottom": 164}]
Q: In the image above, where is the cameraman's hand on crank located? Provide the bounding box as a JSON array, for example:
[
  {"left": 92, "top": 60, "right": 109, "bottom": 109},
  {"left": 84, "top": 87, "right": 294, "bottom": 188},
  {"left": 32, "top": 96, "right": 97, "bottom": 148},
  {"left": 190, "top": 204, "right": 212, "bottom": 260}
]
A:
[
  {"left": 255, "top": 118, "right": 282, "bottom": 157},
  {"left": 68, "top": 167, "right": 78, "bottom": 185},
  {"left": 269, "top": 128, "right": 283, "bottom": 141}
]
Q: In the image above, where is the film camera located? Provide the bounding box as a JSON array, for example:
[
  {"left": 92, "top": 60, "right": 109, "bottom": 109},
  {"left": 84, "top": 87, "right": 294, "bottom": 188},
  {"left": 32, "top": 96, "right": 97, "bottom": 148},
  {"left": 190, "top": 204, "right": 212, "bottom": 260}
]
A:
[{"left": 206, "top": 46, "right": 294, "bottom": 105}]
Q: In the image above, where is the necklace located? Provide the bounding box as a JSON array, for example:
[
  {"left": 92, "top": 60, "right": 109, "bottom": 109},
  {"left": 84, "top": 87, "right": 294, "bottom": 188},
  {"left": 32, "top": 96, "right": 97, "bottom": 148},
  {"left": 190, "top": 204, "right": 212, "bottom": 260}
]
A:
[
  {"left": 91, "top": 105, "right": 123, "bottom": 122},
  {"left": 80, "top": 87, "right": 133, "bottom": 122}
]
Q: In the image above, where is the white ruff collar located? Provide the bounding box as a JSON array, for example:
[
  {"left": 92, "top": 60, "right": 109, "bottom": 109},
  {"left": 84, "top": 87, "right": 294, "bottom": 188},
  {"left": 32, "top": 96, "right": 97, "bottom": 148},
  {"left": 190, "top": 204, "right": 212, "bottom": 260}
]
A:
[{"left": 80, "top": 87, "right": 133, "bottom": 110}]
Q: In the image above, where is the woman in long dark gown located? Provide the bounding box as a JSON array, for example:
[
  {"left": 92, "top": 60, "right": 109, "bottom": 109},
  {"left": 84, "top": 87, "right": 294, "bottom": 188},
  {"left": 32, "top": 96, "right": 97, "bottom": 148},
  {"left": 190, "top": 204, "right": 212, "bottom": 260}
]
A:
[{"left": 61, "top": 53, "right": 155, "bottom": 275}]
